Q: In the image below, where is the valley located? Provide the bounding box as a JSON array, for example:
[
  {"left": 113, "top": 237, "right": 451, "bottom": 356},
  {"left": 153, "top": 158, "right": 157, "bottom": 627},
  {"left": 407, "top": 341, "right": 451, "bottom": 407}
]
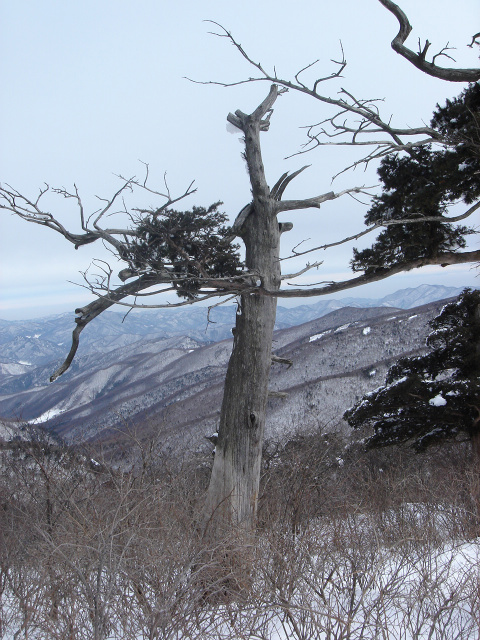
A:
[{"left": 0, "top": 285, "right": 465, "bottom": 457}]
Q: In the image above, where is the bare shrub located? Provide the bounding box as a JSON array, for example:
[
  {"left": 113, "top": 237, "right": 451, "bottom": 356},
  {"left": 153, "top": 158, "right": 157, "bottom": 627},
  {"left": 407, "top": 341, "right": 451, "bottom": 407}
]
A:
[{"left": 1, "top": 428, "right": 479, "bottom": 639}]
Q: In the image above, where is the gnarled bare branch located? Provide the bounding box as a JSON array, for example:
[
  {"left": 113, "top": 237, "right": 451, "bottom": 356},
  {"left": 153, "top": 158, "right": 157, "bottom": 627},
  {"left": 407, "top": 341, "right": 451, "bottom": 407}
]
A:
[
  {"left": 280, "top": 261, "right": 323, "bottom": 281},
  {"left": 271, "top": 249, "right": 480, "bottom": 300},
  {"left": 51, "top": 267, "right": 257, "bottom": 381},
  {"left": 378, "top": 0, "right": 480, "bottom": 82},
  {"left": 189, "top": 23, "right": 451, "bottom": 174},
  {"left": 281, "top": 200, "right": 480, "bottom": 262},
  {"left": 271, "top": 166, "right": 311, "bottom": 201},
  {"left": 0, "top": 170, "right": 196, "bottom": 255},
  {"left": 275, "top": 186, "right": 372, "bottom": 213},
  {"left": 50, "top": 273, "right": 168, "bottom": 381}
]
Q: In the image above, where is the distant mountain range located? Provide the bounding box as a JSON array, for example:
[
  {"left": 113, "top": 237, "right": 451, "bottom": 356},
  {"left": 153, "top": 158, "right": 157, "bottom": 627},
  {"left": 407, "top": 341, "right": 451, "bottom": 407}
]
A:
[
  {"left": 0, "top": 284, "right": 466, "bottom": 370},
  {"left": 0, "top": 284, "right": 467, "bottom": 457}
]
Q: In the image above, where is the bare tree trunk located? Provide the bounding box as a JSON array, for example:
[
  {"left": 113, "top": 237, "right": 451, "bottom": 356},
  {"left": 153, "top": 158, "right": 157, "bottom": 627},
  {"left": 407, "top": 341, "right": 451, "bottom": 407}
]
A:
[
  {"left": 202, "top": 227, "right": 280, "bottom": 533},
  {"left": 201, "top": 87, "right": 281, "bottom": 533}
]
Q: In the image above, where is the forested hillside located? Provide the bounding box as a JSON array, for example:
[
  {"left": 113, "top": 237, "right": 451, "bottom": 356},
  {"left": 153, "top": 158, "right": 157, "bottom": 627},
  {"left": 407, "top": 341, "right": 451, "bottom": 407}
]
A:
[{"left": 1, "top": 292, "right": 455, "bottom": 462}]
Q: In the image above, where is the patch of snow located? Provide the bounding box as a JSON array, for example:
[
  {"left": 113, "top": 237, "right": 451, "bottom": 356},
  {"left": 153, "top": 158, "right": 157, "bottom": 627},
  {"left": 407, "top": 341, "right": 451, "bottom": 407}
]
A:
[
  {"left": 309, "top": 330, "right": 330, "bottom": 342},
  {"left": 334, "top": 323, "right": 351, "bottom": 333},
  {"left": 0, "top": 363, "right": 32, "bottom": 375},
  {"left": 362, "top": 326, "right": 371, "bottom": 335},
  {"left": 458, "top": 162, "right": 468, "bottom": 171},
  {"left": 30, "top": 407, "right": 64, "bottom": 424},
  {"left": 429, "top": 394, "right": 447, "bottom": 407},
  {"left": 226, "top": 120, "right": 242, "bottom": 134},
  {"left": 18, "top": 361, "right": 33, "bottom": 366},
  {"left": 368, "top": 369, "right": 377, "bottom": 377},
  {"left": 408, "top": 314, "right": 418, "bottom": 320}
]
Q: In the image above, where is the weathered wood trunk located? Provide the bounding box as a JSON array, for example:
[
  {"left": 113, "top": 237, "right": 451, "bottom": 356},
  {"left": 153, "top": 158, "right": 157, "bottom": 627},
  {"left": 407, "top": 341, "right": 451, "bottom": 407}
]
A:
[
  {"left": 202, "top": 216, "right": 280, "bottom": 533},
  {"left": 200, "top": 85, "right": 333, "bottom": 534},
  {"left": 201, "top": 87, "right": 281, "bottom": 533}
]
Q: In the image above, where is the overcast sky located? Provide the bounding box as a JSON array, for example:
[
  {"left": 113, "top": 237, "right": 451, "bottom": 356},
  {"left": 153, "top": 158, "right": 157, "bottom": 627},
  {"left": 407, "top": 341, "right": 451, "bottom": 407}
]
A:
[{"left": 1, "top": 0, "right": 479, "bottom": 320}]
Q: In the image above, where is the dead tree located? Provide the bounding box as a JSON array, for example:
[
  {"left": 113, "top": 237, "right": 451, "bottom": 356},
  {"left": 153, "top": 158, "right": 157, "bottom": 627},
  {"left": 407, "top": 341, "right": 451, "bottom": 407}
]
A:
[
  {"left": 199, "top": 86, "right": 368, "bottom": 533},
  {"left": 2, "top": 10, "right": 479, "bottom": 533}
]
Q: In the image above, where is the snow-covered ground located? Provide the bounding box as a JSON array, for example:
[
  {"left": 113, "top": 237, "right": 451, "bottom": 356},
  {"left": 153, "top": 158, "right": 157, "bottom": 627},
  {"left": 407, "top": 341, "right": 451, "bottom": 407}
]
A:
[{"left": 2, "top": 531, "right": 478, "bottom": 639}]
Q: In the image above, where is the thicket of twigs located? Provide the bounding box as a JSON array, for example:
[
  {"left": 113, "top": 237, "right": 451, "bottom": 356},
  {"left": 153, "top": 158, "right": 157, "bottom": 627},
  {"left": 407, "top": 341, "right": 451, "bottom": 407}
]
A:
[{"left": 1, "top": 426, "right": 479, "bottom": 639}]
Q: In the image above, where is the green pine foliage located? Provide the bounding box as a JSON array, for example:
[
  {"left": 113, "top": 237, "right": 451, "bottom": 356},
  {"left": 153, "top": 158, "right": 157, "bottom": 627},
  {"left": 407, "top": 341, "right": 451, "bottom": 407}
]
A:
[
  {"left": 344, "top": 289, "right": 480, "bottom": 451},
  {"left": 127, "top": 202, "right": 244, "bottom": 299},
  {"left": 351, "top": 84, "right": 480, "bottom": 274}
]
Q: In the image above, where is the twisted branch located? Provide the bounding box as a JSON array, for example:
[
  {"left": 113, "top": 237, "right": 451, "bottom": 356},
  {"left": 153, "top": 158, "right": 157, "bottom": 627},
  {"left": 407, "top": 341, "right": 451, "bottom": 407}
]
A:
[
  {"left": 378, "top": 0, "right": 480, "bottom": 82},
  {"left": 189, "top": 23, "right": 448, "bottom": 173},
  {"left": 272, "top": 249, "right": 480, "bottom": 299}
]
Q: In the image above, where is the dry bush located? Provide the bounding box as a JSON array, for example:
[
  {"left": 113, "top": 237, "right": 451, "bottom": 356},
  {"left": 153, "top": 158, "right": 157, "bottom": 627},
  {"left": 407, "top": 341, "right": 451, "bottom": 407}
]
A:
[
  {"left": 1, "top": 427, "right": 479, "bottom": 639},
  {"left": 259, "top": 430, "right": 479, "bottom": 541}
]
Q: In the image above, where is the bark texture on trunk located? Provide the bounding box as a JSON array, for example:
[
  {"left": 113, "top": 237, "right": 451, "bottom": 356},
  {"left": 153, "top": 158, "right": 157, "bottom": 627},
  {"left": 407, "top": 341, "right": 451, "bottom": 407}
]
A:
[
  {"left": 202, "top": 225, "right": 280, "bottom": 533},
  {"left": 201, "top": 87, "right": 281, "bottom": 534}
]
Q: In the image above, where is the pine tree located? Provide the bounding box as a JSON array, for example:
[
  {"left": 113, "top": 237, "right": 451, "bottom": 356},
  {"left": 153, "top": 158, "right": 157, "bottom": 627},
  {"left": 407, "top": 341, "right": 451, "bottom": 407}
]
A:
[
  {"left": 351, "top": 84, "right": 480, "bottom": 274},
  {"left": 126, "top": 202, "right": 243, "bottom": 299},
  {"left": 344, "top": 289, "right": 480, "bottom": 451}
]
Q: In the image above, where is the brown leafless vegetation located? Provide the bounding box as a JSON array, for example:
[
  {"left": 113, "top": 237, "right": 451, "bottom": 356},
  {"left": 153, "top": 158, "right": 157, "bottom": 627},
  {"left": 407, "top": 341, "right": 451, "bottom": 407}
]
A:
[{"left": 1, "top": 426, "right": 479, "bottom": 639}]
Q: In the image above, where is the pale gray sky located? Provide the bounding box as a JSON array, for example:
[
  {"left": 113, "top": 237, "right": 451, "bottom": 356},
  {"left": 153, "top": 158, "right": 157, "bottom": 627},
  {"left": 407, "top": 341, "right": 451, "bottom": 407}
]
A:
[{"left": 1, "top": 0, "right": 479, "bottom": 319}]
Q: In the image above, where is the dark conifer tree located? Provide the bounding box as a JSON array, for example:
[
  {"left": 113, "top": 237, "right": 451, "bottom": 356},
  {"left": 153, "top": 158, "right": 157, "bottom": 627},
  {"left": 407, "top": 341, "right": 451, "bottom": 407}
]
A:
[
  {"left": 344, "top": 289, "right": 480, "bottom": 452},
  {"left": 126, "top": 202, "right": 243, "bottom": 299},
  {"left": 351, "top": 84, "right": 480, "bottom": 274}
]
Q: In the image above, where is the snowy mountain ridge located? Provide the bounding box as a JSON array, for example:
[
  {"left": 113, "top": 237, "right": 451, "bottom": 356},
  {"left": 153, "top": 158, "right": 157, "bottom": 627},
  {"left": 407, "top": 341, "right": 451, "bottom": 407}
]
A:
[
  {"left": 0, "top": 292, "right": 455, "bottom": 457},
  {"left": 0, "top": 284, "right": 466, "bottom": 368}
]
